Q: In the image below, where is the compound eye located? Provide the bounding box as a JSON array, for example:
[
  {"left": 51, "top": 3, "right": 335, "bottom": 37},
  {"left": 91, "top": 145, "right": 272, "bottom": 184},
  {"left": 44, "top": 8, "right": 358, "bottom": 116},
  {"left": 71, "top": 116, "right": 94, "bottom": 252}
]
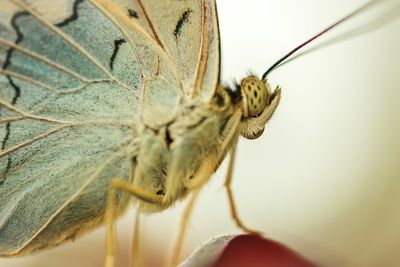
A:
[{"left": 241, "top": 76, "right": 269, "bottom": 117}]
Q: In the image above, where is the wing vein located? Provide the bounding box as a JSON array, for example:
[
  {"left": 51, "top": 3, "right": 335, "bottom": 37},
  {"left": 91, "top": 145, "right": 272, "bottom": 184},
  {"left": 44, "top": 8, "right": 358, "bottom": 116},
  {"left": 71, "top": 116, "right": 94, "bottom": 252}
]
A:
[
  {"left": 0, "top": 116, "right": 24, "bottom": 124},
  {"left": 136, "top": 0, "right": 165, "bottom": 49},
  {"left": 9, "top": 0, "right": 133, "bottom": 92},
  {"left": 0, "top": 100, "right": 73, "bottom": 124},
  {"left": 16, "top": 147, "right": 131, "bottom": 254},
  {"left": 0, "top": 69, "right": 59, "bottom": 93},
  {"left": 0, "top": 38, "right": 91, "bottom": 83},
  {"left": 90, "top": 0, "right": 183, "bottom": 93},
  {"left": 0, "top": 120, "right": 135, "bottom": 157},
  {"left": 192, "top": 0, "right": 210, "bottom": 97},
  {"left": 0, "top": 125, "right": 68, "bottom": 157},
  {"left": 90, "top": 0, "right": 146, "bottom": 81}
]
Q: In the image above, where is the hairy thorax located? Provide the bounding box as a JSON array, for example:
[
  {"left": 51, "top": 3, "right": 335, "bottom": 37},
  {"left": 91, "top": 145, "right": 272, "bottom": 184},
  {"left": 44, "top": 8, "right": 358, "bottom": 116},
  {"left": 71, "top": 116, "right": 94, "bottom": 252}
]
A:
[{"left": 132, "top": 89, "right": 237, "bottom": 213}]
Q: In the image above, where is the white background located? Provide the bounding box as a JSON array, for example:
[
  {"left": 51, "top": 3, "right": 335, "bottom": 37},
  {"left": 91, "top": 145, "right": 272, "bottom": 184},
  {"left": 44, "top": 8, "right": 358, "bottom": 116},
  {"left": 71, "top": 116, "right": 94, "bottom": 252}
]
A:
[{"left": 2, "top": 1, "right": 400, "bottom": 266}]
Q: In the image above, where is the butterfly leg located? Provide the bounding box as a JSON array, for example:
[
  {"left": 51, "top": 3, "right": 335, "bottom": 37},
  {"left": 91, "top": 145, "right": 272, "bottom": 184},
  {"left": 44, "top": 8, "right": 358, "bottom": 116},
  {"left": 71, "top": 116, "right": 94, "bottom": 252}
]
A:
[
  {"left": 131, "top": 211, "right": 142, "bottom": 267},
  {"left": 224, "top": 145, "right": 261, "bottom": 235},
  {"left": 105, "top": 178, "right": 162, "bottom": 267},
  {"left": 169, "top": 189, "right": 201, "bottom": 267}
]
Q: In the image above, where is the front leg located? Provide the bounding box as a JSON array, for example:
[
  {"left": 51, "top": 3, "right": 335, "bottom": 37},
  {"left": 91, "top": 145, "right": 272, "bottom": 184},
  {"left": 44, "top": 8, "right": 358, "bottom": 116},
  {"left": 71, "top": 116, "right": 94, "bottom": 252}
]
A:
[{"left": 224, "top": 145, "right": 261, "bottom": 235}]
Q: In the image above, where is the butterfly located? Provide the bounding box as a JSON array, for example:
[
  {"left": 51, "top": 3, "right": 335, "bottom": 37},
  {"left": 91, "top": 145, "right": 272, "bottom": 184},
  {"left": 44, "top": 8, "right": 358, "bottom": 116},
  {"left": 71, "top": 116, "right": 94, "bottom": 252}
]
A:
[
  {"left": 0, "top": 0, "right": 281, "bottom": 266},
  {"left": 1, "top": 0, "right": 398, "bottom": 266}
]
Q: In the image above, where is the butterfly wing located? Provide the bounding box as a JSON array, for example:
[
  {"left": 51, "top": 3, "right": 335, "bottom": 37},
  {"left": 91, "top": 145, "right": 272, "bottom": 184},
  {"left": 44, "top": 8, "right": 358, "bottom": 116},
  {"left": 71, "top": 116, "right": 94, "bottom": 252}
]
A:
[
  {"left": 114, "top": 0, "right": 221, "bottom": 101},
  {"left": 0, "top": 0, "right": 181, "bottom": 255}
]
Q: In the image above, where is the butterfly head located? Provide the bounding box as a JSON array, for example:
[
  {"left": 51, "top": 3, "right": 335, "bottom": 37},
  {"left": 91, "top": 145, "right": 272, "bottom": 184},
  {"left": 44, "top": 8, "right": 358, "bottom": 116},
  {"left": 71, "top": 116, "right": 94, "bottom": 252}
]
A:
[{"left": 237, "top": 76, "right": 281, "bottom": 139}]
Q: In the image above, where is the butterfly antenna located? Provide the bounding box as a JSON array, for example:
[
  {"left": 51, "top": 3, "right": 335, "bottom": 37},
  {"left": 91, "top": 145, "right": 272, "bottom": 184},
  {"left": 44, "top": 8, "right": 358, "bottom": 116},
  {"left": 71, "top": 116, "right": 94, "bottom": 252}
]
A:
[{"left": 262, "top": 0, "right": 380, "bottom": 80}]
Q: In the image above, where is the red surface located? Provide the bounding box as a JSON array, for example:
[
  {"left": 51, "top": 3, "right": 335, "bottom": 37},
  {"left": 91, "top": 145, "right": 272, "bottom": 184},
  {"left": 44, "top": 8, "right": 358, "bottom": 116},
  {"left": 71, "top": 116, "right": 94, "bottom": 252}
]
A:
[{"left": 211, "top": 235, "right": 317, "bottom": 267}]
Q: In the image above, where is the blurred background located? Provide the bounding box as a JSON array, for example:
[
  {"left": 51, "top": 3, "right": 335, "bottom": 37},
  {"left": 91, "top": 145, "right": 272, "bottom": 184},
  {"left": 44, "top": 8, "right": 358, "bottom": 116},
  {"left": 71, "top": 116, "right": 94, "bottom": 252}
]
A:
[{"left": 2, "top": 0, "right": 400, "bottom": 266}]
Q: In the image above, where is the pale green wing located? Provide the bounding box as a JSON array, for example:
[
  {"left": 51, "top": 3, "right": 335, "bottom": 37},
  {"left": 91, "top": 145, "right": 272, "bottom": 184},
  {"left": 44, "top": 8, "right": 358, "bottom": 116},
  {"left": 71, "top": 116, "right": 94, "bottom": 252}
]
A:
[
  {"left": 0, "top": 0, "right": 181, "bottom": 255},
  {"left": 114, "top": 0, "right": 221, "bottom": 101}
]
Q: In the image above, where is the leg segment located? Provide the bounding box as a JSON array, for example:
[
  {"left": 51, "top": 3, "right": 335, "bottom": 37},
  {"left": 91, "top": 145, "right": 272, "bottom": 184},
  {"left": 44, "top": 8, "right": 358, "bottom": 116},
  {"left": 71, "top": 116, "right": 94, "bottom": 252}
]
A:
[
  {"left": 105, "top": 178, "right": 162, "bottom": 267},
  {"left": 225, "top": 146, "right": 261, "bottom": 235},
  {"left": 131, "top": 211, "right": 142, "bottom": 267},
  {"left": 169, "top": 189, "right": 201, "bottom": 267}
]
